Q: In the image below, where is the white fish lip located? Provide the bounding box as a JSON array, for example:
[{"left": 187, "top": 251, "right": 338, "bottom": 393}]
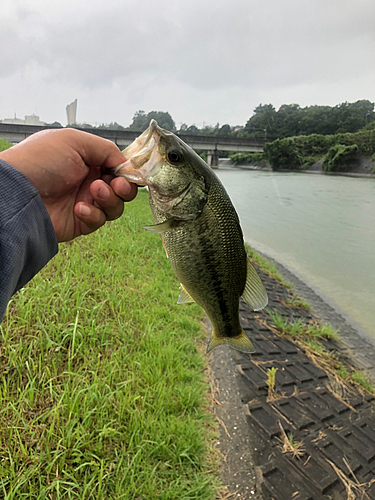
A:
[{"left": 114, "top": 120, "right": 163, "bottom": 185}]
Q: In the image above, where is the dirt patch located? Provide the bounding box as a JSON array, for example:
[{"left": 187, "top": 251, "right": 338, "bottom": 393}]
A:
[{"left": 209, "top": 342, "right": 262, "bottom": 500}]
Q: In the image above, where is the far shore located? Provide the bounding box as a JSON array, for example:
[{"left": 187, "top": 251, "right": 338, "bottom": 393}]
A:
[{"left": 219, "top": 154, "right": 375, "bottom": 178}]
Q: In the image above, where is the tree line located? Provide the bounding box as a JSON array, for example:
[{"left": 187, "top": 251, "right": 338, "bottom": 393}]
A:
[
  {"left": 243, "top": 101, "right": 375, "bottom": 140},
  {"left": 64, "top": 100, "right": 374, "bottom": 141},
  {"left": 46, "top": 99, "right": 375, "bottom": 141}
]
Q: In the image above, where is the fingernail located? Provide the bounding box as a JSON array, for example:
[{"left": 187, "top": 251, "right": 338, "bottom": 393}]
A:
[
  {"left": 79, "top": 205, "right": 91, "bottom": 216},
  {"left": 98, "top": 183, "right": 110, "bottom": 199}
]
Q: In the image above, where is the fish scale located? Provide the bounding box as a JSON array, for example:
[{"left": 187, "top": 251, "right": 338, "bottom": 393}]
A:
[{"left": 150, "top": 178, "right": 247, "bottom": 340}]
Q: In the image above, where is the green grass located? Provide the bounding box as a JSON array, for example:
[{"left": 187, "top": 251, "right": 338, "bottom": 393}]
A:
[
  {"left": 246, "top": 246, "right": 293, "bottom": 289},
  {"left": 285, "top": 297, "right": 311, "bottom": 310},
  {"left": 267, "top": 310, "right": 375, "bottom": 394},
  {"left": 351, "top": 371, "right": 374, "bottom": 392},
  {"left": 0, "top": 137, "right": 12, "bottom": 152},
  {"left": 304, "top": 339, "right": 325, "bottom": 354},
  {"left": 0, "top": 189, "right": 218, "bottom": 499},
  {"left": 267, "top": 309, "right": 339, "bottom": 341},
  {"left": 335, "top": 364, "right": 374, "bottom": 393}
]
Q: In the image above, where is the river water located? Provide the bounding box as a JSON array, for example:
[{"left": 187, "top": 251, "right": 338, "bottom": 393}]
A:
[{"left": 215, "top": 168, "right": 375, "bottom": 338}]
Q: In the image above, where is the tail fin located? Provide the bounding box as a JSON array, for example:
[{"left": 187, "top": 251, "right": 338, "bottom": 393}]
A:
[{"left": 206, "top": 329, "right": 255, "bottom": 354}]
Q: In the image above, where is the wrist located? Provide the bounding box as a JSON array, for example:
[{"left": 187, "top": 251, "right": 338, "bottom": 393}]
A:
[{"left": 0, "top": 147, "right": 34, "bottom": 185}]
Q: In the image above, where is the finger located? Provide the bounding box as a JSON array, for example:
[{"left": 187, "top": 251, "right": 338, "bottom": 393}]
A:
[
  {"left": 75, "top": 202, "right": 107, "bottom": 235},
  {"left": 90, "top": 179, "right": 124, "bottom": 221},
  {"left": 110, "top": 177, "right": 138, "bottom": 202},
  {"left": 73, "top": 130, "right": 126, "bottom": 170},
  {"left": 101, "top": 173, "right": 115, "bottom": 185}
]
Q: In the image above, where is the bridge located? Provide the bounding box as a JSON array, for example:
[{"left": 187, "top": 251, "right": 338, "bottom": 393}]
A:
[{"left": 0, "top": 123, "right": 265, "bottom": 167}]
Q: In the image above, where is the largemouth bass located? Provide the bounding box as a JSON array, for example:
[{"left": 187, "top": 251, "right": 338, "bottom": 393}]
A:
[{"left": 115, "top": 120, "right": 268, "bottom": 353}]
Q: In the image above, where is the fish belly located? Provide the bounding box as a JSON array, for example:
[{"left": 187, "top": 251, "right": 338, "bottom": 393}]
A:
[{"left": 150, "top": 192, "right": 247, "bottom": 339}]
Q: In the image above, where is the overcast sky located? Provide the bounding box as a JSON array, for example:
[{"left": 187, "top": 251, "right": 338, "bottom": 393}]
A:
[{"left": 1, "top": 0, "right": 374, "bottom": 128}]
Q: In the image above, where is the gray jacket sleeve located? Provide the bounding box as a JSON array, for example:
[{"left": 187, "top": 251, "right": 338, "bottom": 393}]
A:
[{"left": 0, "top": 159, "right": 58, "bottom": 321}]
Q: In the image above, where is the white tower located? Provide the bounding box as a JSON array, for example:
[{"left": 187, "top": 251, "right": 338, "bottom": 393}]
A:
[{"left": 66, "top": 99, "right": 77, "bottom": 125}]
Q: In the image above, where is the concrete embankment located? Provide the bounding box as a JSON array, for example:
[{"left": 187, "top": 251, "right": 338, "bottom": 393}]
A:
[{"left": 210, "top": 255, "right": 375, "bottom": 500}]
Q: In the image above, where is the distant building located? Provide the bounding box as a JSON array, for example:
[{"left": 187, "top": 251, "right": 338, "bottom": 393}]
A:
[
  {"left": 66, "top": 99, "right": 77, "bottom": 126},
  {"left": 25, "top": 114, "right": 46, "bottom": 125},
  {"left": 1, "top": 113, "right": 46, "bottom": 126}
]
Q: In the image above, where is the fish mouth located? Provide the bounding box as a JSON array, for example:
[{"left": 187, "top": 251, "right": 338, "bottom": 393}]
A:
[{"left": 114, "top": 119, "right": 164, "bottom": 186}]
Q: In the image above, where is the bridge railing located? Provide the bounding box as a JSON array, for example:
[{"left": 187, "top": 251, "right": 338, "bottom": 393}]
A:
[{"left": 0, "top": 123, "right": 265, "bottom": 166}]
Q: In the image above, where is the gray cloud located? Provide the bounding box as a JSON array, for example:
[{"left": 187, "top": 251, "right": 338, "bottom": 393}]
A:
[{"left": 0, "top": 0, "right": 374, "bottom": 125}]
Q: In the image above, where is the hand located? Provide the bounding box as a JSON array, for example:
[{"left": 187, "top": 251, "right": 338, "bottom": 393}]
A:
[{"left": 0, "top": 128, "right": 137, "bottom": 242}]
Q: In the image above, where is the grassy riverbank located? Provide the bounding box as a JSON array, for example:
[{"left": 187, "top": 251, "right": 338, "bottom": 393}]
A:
[{"left": 0, "top": 189, "right": 218, "bottom": 499}]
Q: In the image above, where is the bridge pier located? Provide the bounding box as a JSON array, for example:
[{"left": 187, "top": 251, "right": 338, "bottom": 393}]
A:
[{"left": 207, "top": 149, "right": 219, "bottom": 169}]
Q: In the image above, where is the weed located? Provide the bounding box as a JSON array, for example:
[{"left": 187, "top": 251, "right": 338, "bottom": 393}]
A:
[
  {"left": 305, "top": 339, "right": 325, "bottom": 354},
  {"left": 267, "top": 309, "right": 339, "bottom": 342},
  {"left": 351, "top": 371, "right": 374, "bottom": 393},
  {"left": 285, "top": 296, "right": 311, "bottom": 310},
  {"left": 264, "top": 310, "right": 375, "bottom": 395},
  {"left": 266, "top": 367, "right": 278, "bottom": 400},
  {"left": 267, "top": 309, "right": 304, "bottom": 337},
  {"left": 245, "top": 246, "right": 293, "bottom": 289},
  {"left": 278, "top": 422, "right": 305, "bottom": 459},
  {"left": 305, "top": 322, "right": 339, "bottom": 341},
  {"left": 335, "top": 362, "right": 350, "bottom": 380}
]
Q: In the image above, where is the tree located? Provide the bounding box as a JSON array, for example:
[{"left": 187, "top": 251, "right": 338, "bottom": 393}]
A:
[
  {"left": 44, "top": 121, "right": 63, "bottom": 128},
  {"left": 185, "top": 125, "right": 199, "bottom": 135},
  {"left": 244, "top": 100, "right": 375, "bottom": 141},
  {"left": 128, "top": 110, "right": 147, "bottom": 131},
  {"left": 276, "top": 104, "right": 302, "bottom": 138},
  {"left": 299, "top": 105, "right": 335, "bottom": 136},
  {"left": 245, "top": 104, "right": 276, "bottom": 140},
  {"left": 333, "top": 100, "right": 375, "bottom": 133},
  {"left": 128, "top": 110, "right": 176, "bottom": 132},
  {"left": 216, "top": 124, "right": 231, "bottom": 136},
  {"left": 178, "top": 123, "right": 188, "bottom": 133},
  {"left": 97, "top": 122, "right": 125, "bottom": 130}
]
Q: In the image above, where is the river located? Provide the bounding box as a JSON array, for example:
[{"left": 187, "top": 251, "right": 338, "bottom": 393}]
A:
[{"left": 215, "top": 168, "right": 375, "bottom": 338}]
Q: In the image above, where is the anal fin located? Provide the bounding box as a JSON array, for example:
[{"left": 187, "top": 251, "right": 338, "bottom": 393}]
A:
[{"left": 177, "top": 284, "right": 195, "bottom": 304}]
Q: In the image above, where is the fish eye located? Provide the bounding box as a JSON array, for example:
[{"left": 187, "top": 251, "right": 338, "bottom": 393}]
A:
[{"left": 167, "top": 149, "right": 182, "bottom": 163}]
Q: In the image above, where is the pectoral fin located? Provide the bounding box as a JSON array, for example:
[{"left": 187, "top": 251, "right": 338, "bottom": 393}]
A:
[
  {"left": 143, "top": 219, "right": 179, "bottom": 234},
  {"left": 241, "top": 256, "right": 268, "bottom": 311},
  {"left": 174, "top": 214, "right": 199, "bottom": 221},
  {"left": 177, "top": 284, "right": 195, "bottom": 304},
  {"left": 206, "top": 329, "right": 255, "bottom": 354}
]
